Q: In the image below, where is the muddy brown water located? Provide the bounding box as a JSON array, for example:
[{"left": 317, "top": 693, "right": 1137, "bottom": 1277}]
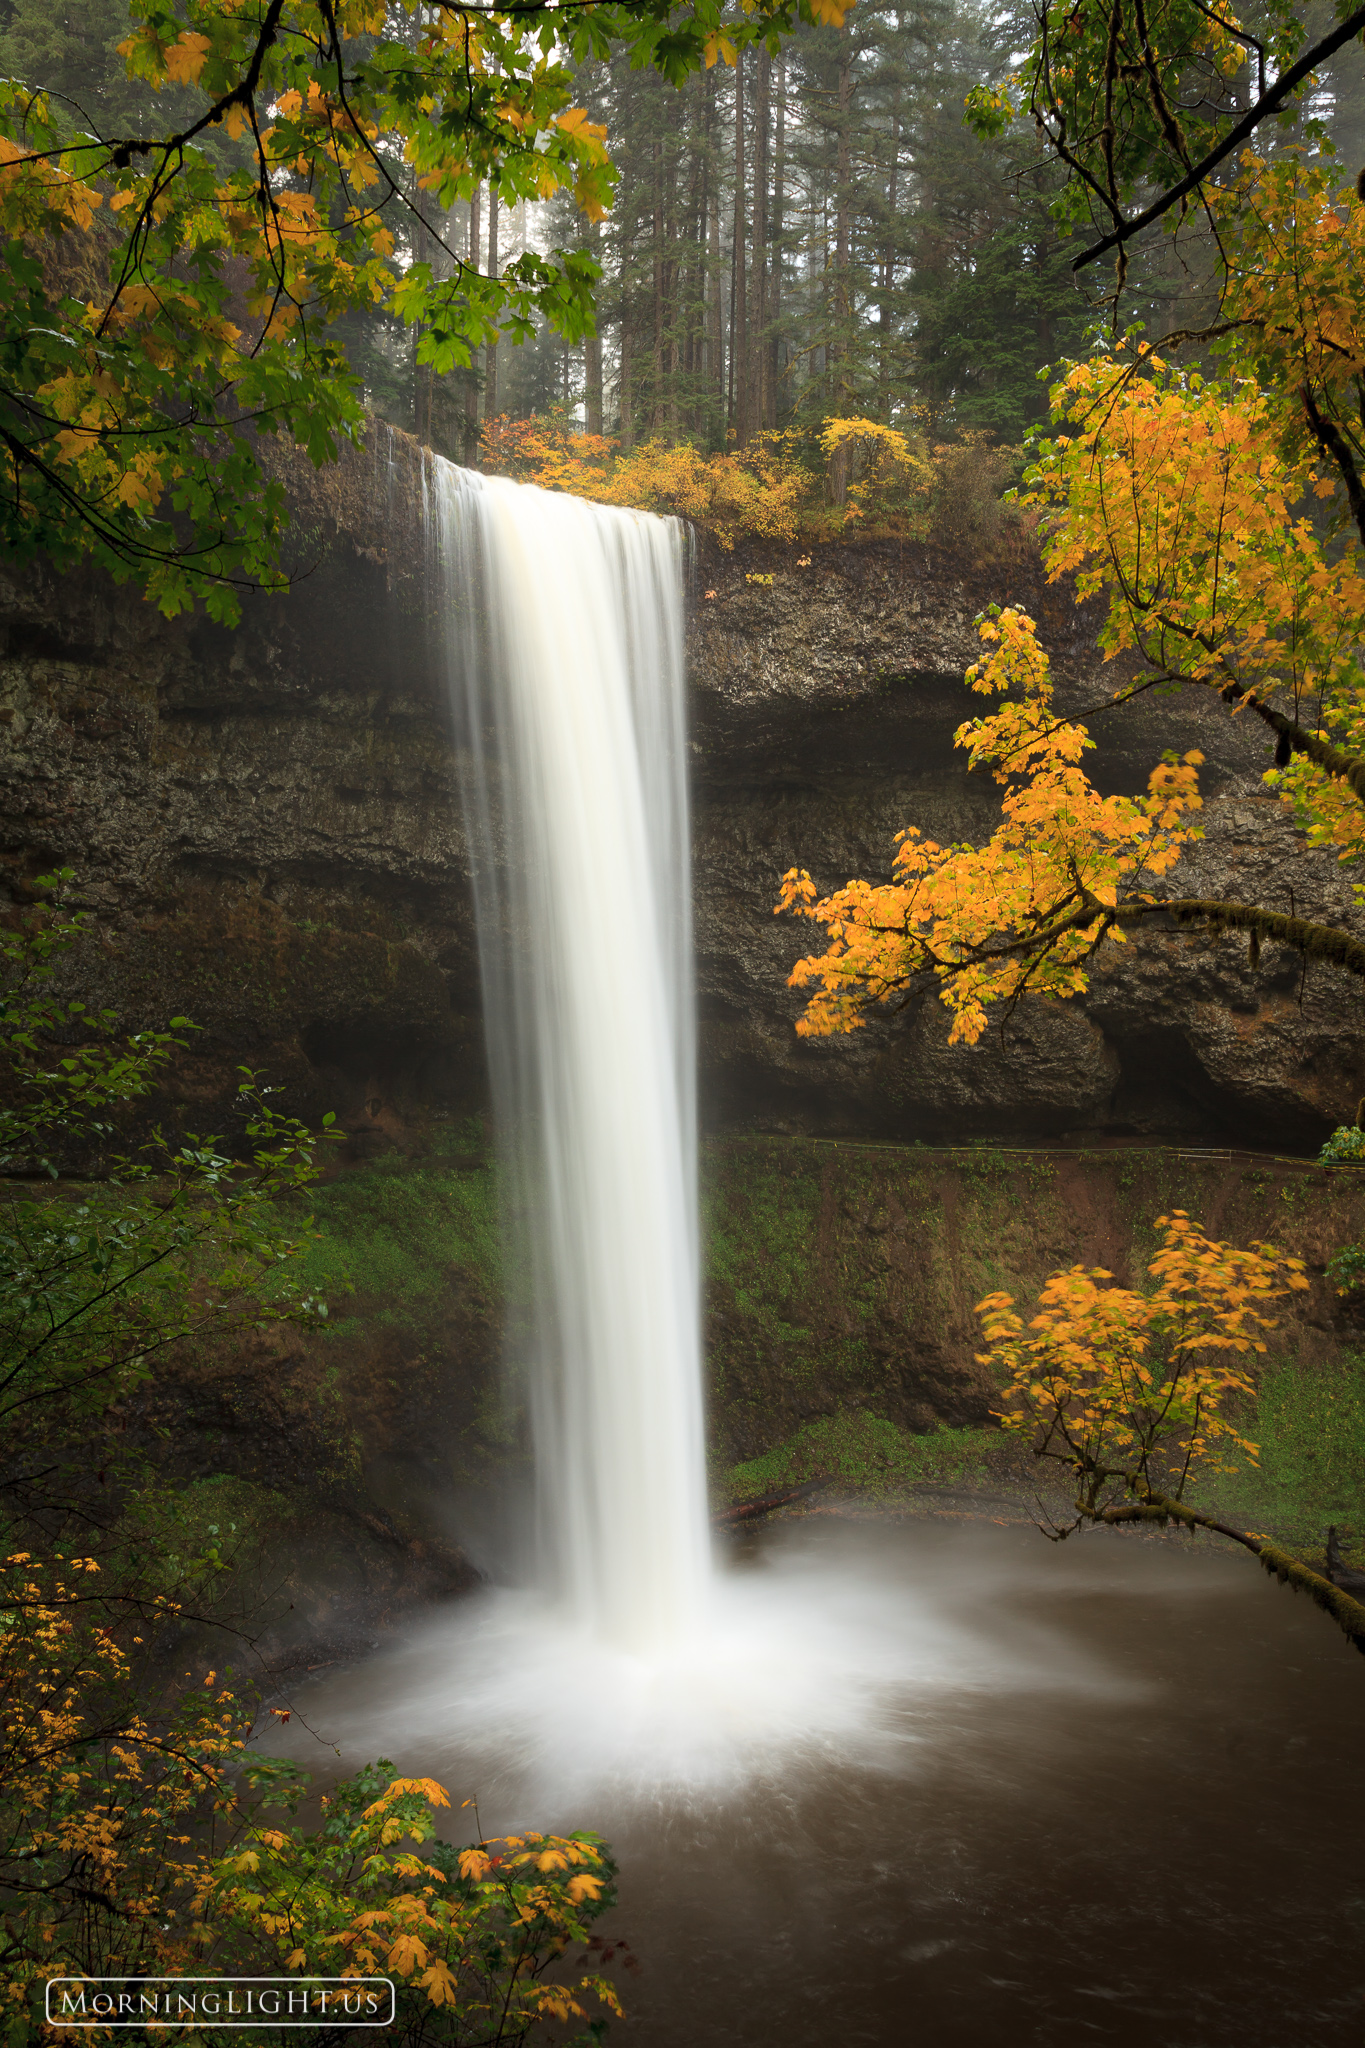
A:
[{"left": 266, "top": 1519, "right": 1365, "bottom": 2048}]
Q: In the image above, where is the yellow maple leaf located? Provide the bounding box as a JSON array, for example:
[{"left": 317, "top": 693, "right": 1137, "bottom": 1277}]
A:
[
  {"left": 418, "top": 1959, "right": 458, "bottom": 2007},
  {"left": 387, "top": 1933, "right": 429, "bottom": 1976},
  {"left": 163, "top": 32, "right": 212, "bottom": 85}
]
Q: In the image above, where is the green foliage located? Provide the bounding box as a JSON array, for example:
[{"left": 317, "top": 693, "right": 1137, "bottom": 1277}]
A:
[
  {"left": 1320, "top": 1124, "right": 1365, "bottom": 1164},
  {"left": 705, "top": 1152, "right": 821, "bottom": 1340},
  {"left": 0, "top": 895, "right": 617, "bottom": 2042},
  {"left": 0, "top": 0, "right": 845, "bottom": 618},
  {"left": 727, "top": 1410, "right": 997, "bottom": 1499},
  {"left": 1204, "top": 1353, "right": 1365, "bottom": 1553},
  {"left": 123, "top": 1473, "right": 294, "bottom": 1596},
  {"left": 1328, "top": 1242, "right": 1365, "bottom": 1292},
  {"left": 289, "top": 1148, "right": 501, "bottom": 1329},
  {"left": 0, "top": 875, "right": 341, "bottom": 1540},
  {"left": 964, "top": 0, "right": 1306, "bottom": 242}
]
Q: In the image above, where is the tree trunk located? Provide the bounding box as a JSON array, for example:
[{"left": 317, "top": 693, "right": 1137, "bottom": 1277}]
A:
[
  {"left": 683, "top": 68, "right": 706, "bottom": 431},
  {"left": 731, "top": 49, "right": 748, "bottom": 447},
  {"left": 464, "top": 184, "right": 482, "bottom": 466},
  {"left": 768, "top": 51, "right": 785, "bottom": 430},
  {"left": 485, "top": 187, "right": 499, "bottom": 423},
  {"left": 831, "top": 25, "right": 853, "bottom": 421},
  {"left": 585, "top": 208, "right": 604, "bottom": 436},
  {"left": 619, "top": 303, "right": 634, "bottom": 448},
  {"left": 878, "top": 23, "right": 902, "bottom": 421},
  {"left": 652, "top": 137, "right": 665, "bottom": 433},
  {"left": 664, "top": 131, "right": 679, "bottom": 439},
  {"left": 709, "top": 73, "right": 724, "bottom": 434},
  {"left": 752, "top": 44, "right": 770, "bottom": 435}
]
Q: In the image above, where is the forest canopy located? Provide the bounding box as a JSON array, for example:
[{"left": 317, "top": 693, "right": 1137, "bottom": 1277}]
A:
[{"left": 0, "top": 0, "right": 857, "bottom": 620}]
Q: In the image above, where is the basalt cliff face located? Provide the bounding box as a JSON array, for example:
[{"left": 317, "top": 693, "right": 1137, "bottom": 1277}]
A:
[
  {"left": 0, "top": 422, "right": 1360, "bottom": 1153},
  {"left": 690, "top": 538, "right": 1365, "bottom": 1150}
]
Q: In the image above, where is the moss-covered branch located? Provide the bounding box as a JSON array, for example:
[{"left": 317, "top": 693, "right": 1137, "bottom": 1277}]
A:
[
  {"left": 1110, "top": 895, "right": 1365, "bottom": 977},
  {"left": 1092, "top": 1492, "right": 1365, "bottom": 1656},
  {"left": 1219, "top": 679, "right": 1365, "bottom": 806}
]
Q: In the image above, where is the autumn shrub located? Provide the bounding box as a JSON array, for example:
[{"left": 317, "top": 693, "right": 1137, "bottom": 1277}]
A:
[
  {"left": 482, "top": 412, "right": 809, "bottom": 547},
  {"left": 0, "top": 1556, "right": 619, "bottom": 2045},
  {"left": 1319, "top": 1121, "right": 1365, "bottom": 1165},
  {"left": 200, "top": 1766, "right": 619, "bottom": 2045},
  {"left": 0, "top": 1548, "right": 255, "bottom": 2034},
  {"left": 818, "top": 416, "right": 935, "bottom": 531},
  {"left": 980, "top": 1208, "right": 1309, "bottom": 1522},
  {"left": 481, "top": 408, "right": 1020, "bottom": 555}
]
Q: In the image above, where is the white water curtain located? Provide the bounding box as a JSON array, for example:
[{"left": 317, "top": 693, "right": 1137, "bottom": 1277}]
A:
[{"left": 430, "top": 461, "right": 710, "bottom": 1652}]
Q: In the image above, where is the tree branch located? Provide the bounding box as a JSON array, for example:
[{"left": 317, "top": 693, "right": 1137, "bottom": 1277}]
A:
[
  {"left": 1073, "top": 1, "right": 1365, "bottom": 271},
  {"left": 1221, "top": 681, "right": 1365, "bottom": 802},
  {"left": 1093, "top": 1490, "right": 1365, "bottom": 1655},
  {"left": 1111, "top": 894, "right": 1365, "bottom": 975},
  {"left": 1300, "top": 380, "right": 1365, "bottom": 549}
]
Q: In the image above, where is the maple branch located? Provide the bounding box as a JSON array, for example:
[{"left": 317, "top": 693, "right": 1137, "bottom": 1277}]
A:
[
  {"left": 1300, "top": 380, "right": 1365, "bottom": 550},
  {"left": 1089, "top": 1491, "right": 1365, "bottom": 1655},
  {"left": 115, "top": 0, "right": 287, "bottom": 165},
  {"left": 1073, "top": 0, "right": 1365, "bottom": 271},
  {"left": 98, "top": 0, "right": 290, "bottom": 338},
  {"left": 0, "top": 422, "right": 273, "bottom": 590},
  {"left": 1220, "top": 681, "right": 1365, "bottom": 803},
  {"left": 1104, "top": 893, "right": 1365, "bottom": 975}
]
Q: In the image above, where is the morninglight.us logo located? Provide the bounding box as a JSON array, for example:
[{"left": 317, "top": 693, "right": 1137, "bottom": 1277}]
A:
[{"left": 44, "top": 1978, "right": 397, "bottom": 2028}]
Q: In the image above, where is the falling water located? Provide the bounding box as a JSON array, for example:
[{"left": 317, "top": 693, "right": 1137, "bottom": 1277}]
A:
[
  {"left": 268, "top": 452, "right": 1164, "bottom": 1814},
  {"left": 428, "top": 459, "right": 710, "bottom": 1652}
]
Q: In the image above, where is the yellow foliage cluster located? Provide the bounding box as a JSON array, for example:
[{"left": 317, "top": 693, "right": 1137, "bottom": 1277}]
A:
[
  {"left": 200, "top": 1776, "right": 620, "bottom": 2039},
  {"left": 0, "top": 1552, "right": 247, "bottom": 2024},
  {"left": 978, "top": 1210, "right": 1309, "bottom": 1515},
  {"left": 777, "top": 606, "right": 1204, "bottom": 1043},
  {"left": 819, "top": 414, "right": 936, "bottom": 528},
  {"left": 480, "top": 411, "right": 1009, "bottom": 548},
  {"left": 482, "top": 414, "right": 809, "bottom": 546},
  {"left": 1025, "top": 154, "right": 1365, "bottom": 889}
]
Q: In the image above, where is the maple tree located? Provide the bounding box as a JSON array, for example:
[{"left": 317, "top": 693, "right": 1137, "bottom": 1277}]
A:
[
  {"left": 978, "top": 1209, "right": 1365, "bottom": 1654},
  {"left": 0, "top": 0, "right": 850, "bottom": 624},
  {"left": 779, "top": 0, "right": 1365, "bottom": 1053}
]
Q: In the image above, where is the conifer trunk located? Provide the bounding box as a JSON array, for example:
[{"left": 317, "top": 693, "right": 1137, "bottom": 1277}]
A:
[
  {"left": 485, "top": 188, "right": 499, "bottom": 424},
  {"left": 464, "top": 185, "right": 482, "bottom": 465},
  {"left": 731, "top": 51, "right": 748, "bottom": 447},
  {"left": 752, "top": 45, "right": 770, "bottom": 435},
  {"left": 708, "top": 68, "right": 724, "bottom": 433},
  {"left": 768, "top": 52, "right": 785, "bottom": 430}
]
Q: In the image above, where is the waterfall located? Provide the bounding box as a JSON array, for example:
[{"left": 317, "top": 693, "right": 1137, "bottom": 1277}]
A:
[{"left": 429, "top": 459, "right": 711, "bottom": 1654}]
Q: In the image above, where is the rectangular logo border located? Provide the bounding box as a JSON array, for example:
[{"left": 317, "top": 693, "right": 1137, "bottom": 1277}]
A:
[{"left": 44, "top": 1976, "right": 398, "bottom": 2028}]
